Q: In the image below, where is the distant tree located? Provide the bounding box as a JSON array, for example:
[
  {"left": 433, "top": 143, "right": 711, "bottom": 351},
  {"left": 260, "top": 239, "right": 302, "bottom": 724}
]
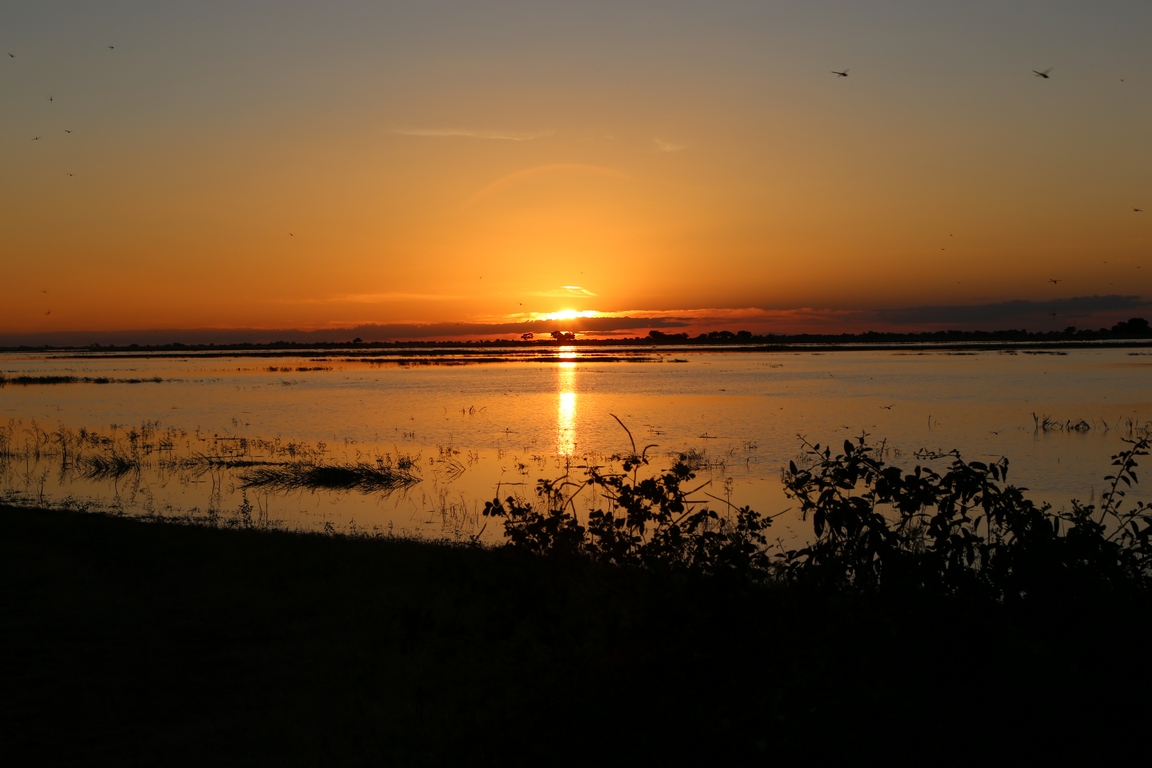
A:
[
  {"left": 352, "top": 337, "right": 362, "bottom": 344},
  {"left": 1111, "top": 318, "right": 1151, "bottom": 337},
  {"left": 550, "top": 331, "right": 575, "bottom": 342},
  {"left": 521, "top": 332, "right": 534, "bottom": 341}
]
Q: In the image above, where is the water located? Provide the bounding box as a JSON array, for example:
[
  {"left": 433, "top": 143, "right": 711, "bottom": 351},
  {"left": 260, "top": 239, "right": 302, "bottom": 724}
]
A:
[{"left": 2, "top": 345, "right": 1150, "bottom": 544}]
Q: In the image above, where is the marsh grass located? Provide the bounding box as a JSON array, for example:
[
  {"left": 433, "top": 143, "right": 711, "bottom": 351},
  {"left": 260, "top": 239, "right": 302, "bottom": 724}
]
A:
[
  {"left": 1033, "top": 412, "right": 1152, "bottom": 436},
  {"left": 0, "top": 373, "right": 164, "bottom": 386},
  {"left": 239, "top": 460, "right": 420, "bottom": 493},
  {"left": 0, "top": 419, "right": 421, "bottom": 506},
  {"left": 75, "top": 451, "right": 140, "bottom": 480}
]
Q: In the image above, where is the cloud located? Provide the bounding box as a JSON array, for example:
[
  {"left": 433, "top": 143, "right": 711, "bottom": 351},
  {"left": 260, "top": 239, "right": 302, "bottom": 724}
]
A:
[
  {"left": 525, "top": 286, "right": 598, "bottom": 299},
  {"left": 462, "top": 164, "right": 628, "bottom": 208},
  {"left": 652, "top": 137, "right": 687, "bottom": 153},
  {"left": 392, "top": 127, "right": 554, "bottom": 141},
  {"left": 0, "top": 317, "right": 691, "bottom": 347},
  {"left": 4, "top": 296, "right": 1146, "bottom": 346},
  {"left": 870, "top": 295, "right": 1149, "bottom": 328},
  {"left": 281, "top": 292, "right": 465, "bottom": 304}
]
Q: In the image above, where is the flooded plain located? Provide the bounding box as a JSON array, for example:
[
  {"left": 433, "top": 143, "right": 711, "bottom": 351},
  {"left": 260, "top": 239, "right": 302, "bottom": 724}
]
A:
[{"left": 2, "top": 344, "right": 1150, "bottom": 545}]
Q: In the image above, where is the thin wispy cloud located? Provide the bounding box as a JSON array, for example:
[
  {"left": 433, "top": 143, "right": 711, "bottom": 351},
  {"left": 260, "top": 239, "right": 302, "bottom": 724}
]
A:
[
  {"left": 524, "top": 285, "right": 599, "bottom": 298},
  {"left": 279, "top": 292, "right": 465, "bottom": 304},
  {"left": 461, "top": 164, "right": 627, "bottom": 209},
  {"left": 392, "top": 127, "right": 554, "bottom": 141},
  {"left": 652, "top": 137, "right": 687, "bottom": 153}
]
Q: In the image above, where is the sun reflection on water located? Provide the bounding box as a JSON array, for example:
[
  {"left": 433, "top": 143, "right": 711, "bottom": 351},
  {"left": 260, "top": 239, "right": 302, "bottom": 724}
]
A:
[{"left": 557, "top": 359, "right": 577, "bottom": 456}]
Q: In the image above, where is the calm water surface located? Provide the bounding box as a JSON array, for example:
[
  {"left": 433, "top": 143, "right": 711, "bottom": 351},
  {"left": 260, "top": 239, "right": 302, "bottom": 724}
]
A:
[{"left": 2, "top": 346, "right": 1149, "bottom": 545}]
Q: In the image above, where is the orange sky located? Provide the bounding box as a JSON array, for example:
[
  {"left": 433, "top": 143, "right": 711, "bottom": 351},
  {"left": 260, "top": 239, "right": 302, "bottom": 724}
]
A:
[{"left": 3, "top": 2, "right": 1150, "bottom": 343}]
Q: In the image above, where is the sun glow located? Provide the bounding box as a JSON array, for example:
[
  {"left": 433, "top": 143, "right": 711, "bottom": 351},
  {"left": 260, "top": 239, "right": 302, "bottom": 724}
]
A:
[{"left": 535, "top": 309, "right": 600, "bottom": 322}]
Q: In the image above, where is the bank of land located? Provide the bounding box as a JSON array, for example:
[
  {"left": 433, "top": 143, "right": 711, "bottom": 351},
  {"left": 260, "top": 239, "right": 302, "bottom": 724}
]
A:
[{"left": 3, "top": 504, "right": 1150, "bottom": 765}]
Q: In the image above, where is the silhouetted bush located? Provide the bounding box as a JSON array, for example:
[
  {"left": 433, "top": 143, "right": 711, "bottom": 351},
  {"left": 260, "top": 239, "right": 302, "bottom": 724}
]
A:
[
  {"left": 485, "top": 418, "right": 1152, "bottom": 600},
  {"left": 779, "top": 435, "right": 1152, "bottom": 601},
  {"left": 483, "top": 417, "right": 773, "bottom": 578}
]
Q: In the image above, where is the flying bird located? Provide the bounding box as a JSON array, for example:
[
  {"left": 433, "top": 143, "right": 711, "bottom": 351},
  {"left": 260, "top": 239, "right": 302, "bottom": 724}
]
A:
[
  {"left": 7, "top": 53, "right": 13, "bottom": 58},
  {"left": 64, "top": 129, "right": 71, "bottom": 133},
  {"left": 47, "top": 95, "right": 53, "bottom": 102},
  {"left": 107, "top": 45, "right": 115, "bottom": 50},
  {"left": 67, "top": 173, "right": 74, "bottom": 177},
  {"left": 31, "top": 136, "right": 40, "bottom": 141},
  {"left": 1135, "top": 208, "right": 1144, "bottom": 213},
  {"left": 832, "top": 70, "right": 849, "bottom": 77},
  {"left": 1048, "top": 279, "right": 1061, "bottom": 285},
  {"left": 1033, "top": 69, "right": 1051, "bottom": 79}
]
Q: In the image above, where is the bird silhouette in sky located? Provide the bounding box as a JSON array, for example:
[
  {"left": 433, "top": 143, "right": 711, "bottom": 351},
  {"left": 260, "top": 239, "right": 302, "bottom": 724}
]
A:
[
  {"left": 1135, "top": 208, "right": 1144, "bottom": 213},
  {"left": 832, "top": 70, "right": 849, "bottom": 77},
  {"left": 64, "top": 129, "right": 71, "bottom": 134},
  {"left": 107, "top": 45, "right": 115, "bottom": 50},
  {"left": 1033, "top": 69, "right": 1051, "bottom": 79},
  {"left": 7, "top": 53, "right": 13, "bottom": 58},
  {"left": 67, "top": 173, "right": 74, "bottom": 177},
  {"left": 31, "top": 136, "right": 40, "bottom": 141},
  {"left": 288, "top": 233, "right": 294, "bottom": 236},
  {"left": 47, "top": 95, "right": 53, "bottom": 102},
  {"left": 1049, "top": 279, "right": 1061, "bottom": 285}
]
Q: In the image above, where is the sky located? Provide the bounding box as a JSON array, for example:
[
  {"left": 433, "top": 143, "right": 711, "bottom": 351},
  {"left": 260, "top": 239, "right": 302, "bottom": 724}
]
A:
[{"left": 3, "top": 0, "right": 1151, "bottom": 343}]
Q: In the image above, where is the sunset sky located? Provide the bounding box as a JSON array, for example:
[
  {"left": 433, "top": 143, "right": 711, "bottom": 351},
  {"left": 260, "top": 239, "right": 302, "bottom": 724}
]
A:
[{"left": 3, "top": 1, "right": 1150, "bottom": 343}]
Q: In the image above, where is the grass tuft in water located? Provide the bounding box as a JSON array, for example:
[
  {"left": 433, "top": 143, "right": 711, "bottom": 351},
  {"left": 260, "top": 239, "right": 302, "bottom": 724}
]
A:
[
  {"left": 75, "top": 452, "right": 141, "bottom": 479},
  {"left": 240, "top": 461, "right": 420, "bottom": 493}
]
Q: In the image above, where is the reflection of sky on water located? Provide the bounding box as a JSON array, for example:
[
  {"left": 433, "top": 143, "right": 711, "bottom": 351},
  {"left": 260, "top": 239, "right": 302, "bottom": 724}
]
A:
[
  {"left": 3, "top": 348, "right": 1151, "bottom": 541},
  {"left": 557, "top": 362, "right": 577, "bottom": 456}
]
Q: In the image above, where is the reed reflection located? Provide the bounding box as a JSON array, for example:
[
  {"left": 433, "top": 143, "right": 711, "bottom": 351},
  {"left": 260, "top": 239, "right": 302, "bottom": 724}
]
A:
[{"left": 557, "top": 350, "right": 577, "bottom": 456}]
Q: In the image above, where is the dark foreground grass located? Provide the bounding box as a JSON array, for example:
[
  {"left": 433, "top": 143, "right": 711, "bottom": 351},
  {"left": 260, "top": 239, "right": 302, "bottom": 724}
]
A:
[{"left": 2, "top": 504, "right": 1150, "bottom": 767}]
